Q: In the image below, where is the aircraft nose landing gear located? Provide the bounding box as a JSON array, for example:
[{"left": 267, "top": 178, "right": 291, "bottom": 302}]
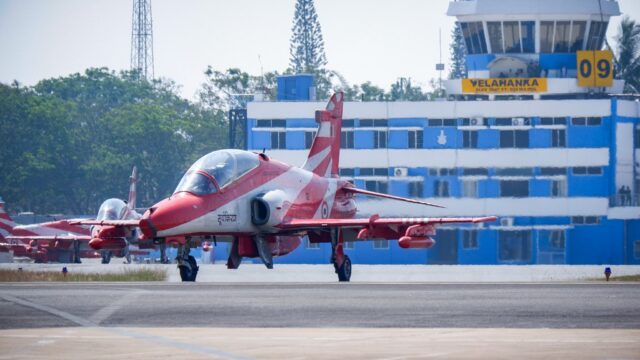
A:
[
  {"left": 330, "top": 229, "right": 351, "bottom": 282},
  {"left": 177, "top": 240, "right": 198, "bottom": 282}
]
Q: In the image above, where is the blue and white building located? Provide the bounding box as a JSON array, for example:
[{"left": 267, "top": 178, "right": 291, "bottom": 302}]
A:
[{"left": 240, "top": 0, "right": 640, "bottom": 265}]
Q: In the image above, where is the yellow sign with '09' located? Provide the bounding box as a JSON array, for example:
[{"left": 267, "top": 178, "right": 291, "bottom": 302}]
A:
[{"left": 577, "top": 50, "right": 613, "bottom": 87}]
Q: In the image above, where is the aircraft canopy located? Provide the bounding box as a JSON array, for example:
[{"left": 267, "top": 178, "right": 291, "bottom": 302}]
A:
[
  {"left": 174, "top": 150, "right": 260, "bottom": 195},
  {"left": 96, "top": 198, "right": 127, "bottom": 220}
]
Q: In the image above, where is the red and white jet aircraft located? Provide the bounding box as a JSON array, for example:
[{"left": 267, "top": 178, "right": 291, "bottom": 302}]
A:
[
  {"left": 0, "top": 199, "right": 92, "bottom": 263},
  {"left": 78, "top": 92, "right": 496, "bottom": 281},
  {"left": 4, "top": 167, "right": 156, "bottom": 263}
]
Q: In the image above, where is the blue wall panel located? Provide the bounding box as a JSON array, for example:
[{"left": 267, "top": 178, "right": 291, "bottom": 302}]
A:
[
  {"left": 568, "top": 220, "right": 624, "bottom": 264},
  {"left": 252, "top": 132, "right": 271, "bottom": 150},
  {"left": 478, "top": 129, "right": 499, "bottom": 148},
  {"left": 530, "top": 129, "right": 551, "bottom": 148},
  {"left": 389, "top": 130, "right": 408, "bottom": 149},
  {"left": 286, "top": 131, "right": 305, "bottom": 150},
  {"left": 355, "top": 130, "right": 373, "bottom": 149}
]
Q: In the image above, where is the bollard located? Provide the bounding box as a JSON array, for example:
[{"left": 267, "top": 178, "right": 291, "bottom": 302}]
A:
[{"left": 604, "top": 267, "right": 611, "bottom": 281}]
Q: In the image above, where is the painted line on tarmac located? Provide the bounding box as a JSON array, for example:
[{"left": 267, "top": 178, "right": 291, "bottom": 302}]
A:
[
  {"left": 0, "top": 293, "right": 253, "bottom": 360},
  {"left": 89, "top": 289, "right": 147, "bottom": 325}
]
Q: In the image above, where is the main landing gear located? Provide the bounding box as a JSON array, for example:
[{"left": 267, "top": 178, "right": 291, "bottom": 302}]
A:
[
  {"left": 330, "top": 229, "right": 351, "bottom": 282},
  {"left": 177, "top": 239, "right": 198, "bottom": 282}
]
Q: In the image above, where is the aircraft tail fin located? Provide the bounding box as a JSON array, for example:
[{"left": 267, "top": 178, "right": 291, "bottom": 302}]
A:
[
  {"left": 0, "top": 197, "right": 16, "bottom": 241},
  {"left": 302, "top": 92, "right": 344, "bottom": 177},
  {"left": 127, "top": 166, "right": 137, "bottom": 211}
]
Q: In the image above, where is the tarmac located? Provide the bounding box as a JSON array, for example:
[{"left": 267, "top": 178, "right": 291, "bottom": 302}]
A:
[{"left": 1, "top": 279, "right": 639, "bottom": 359}]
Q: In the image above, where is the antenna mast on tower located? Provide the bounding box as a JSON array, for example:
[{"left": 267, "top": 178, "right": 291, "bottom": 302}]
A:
[{"left": 130, "top": 0, "right": 154, "bottom": 79}]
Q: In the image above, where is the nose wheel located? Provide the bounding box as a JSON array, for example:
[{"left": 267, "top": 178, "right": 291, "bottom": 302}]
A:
[
  {"left": 334, "top": 254, "right": 352, "bottom": 282},
  {"left": 177, "top": 242, "right": 198, "bottom": 282}
]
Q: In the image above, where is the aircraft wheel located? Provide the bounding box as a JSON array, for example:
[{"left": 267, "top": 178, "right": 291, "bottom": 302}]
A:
[
  {"left": 179, "top": 255, "right": 199, "bottom": 282},
  {"left": 336, "top": 255, "right": 351, "bottom": 282},
  {"left": 101, "top": 251, "right": 112, "bottom": 264}
]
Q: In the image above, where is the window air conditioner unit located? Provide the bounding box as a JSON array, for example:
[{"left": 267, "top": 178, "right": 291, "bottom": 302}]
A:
[
  {"left": 470, "top": 117, "right": 484, "bottom": 126},
  {"left": 500, "top": 217, "right": 514, "bottom": 227},
  {"left": 512, "top": 118, "right": 525, "bottom": 126},
  {"left": 394, "top": 167, "right": 408, "bottom": 177}
]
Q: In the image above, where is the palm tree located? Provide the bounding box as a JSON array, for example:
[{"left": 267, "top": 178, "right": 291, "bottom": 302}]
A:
[{"left": 613, "top": 16, "right": 640, "bottom": 93}]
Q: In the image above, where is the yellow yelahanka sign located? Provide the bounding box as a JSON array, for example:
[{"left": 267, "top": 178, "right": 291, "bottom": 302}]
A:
[{"left": 462, "top": 78, "right": 547, "bottom": 94}]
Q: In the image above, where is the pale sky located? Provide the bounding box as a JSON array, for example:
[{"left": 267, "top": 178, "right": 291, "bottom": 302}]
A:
[{"left": 1, "top": 0, "right": 640, "bottom": 100}]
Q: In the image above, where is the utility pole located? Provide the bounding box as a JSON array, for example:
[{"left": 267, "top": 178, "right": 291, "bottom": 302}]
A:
[{"left": 131, "top": 0, "right": 154, "bottom": 80}]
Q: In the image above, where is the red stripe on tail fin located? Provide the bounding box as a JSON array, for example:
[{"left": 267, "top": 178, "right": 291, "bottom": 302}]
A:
[
  {"left": 302, "top": 92, "right": 344, "bottom": 177},
  {"left": 0, "top": 197, "right": 16, "bottom": 240}
]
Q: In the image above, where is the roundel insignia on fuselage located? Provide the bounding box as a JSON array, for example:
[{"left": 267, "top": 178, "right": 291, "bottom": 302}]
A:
[{"left": 321, "top": 201, "right": 329, "bottom": 219}]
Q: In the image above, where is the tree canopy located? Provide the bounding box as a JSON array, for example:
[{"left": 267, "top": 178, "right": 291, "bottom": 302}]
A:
[
  {"left": 1, "top": 68, "right": 226, "bottom": 214},
  {"left": 289, "top": 0, "right": 328, "bottom": 73}
]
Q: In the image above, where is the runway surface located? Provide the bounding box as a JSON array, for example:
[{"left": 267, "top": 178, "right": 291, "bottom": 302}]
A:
[
  {"left": 1, "top": 282, "right": 639, "bottom": 359},
  {"left": 1, "top": 282, "right": 639, "bottom": 329}
]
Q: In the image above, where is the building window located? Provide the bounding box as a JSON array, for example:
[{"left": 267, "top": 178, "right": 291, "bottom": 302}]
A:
[
  {"left": 462, "top": 180, "right": 478, "bottom": 198},
  {"left": 553, "top": 21, "right": 571, "bottom": 53},
  {"left": 540, "top": 21, "right": 554, "bottom": 53},
  {"left": 360, "top": 119, "right": 388, "bottom": 127},
  {"left": 305, "top": 131, "right": 316, "bottom": 149},
  {"left": 408, "top": 130, "right": 423, "bottom": 148},
  {"left": 551, "top": 179, "right": 567, "bottom": 197},
  {"left": 256, "top": 119, "right": 286, "bottom": 128},
  {"left": 549, "top": 230, "right": 566, "bottom": 250},
  {"left": 343, "top": 119, "right": 355, "bottom": 128},
  {"left": 271, "top": 131, "right": 286, "bottom": 149},
  {"left": 462, "top": 131, "right": 478, "bottom": 148},
  {"left": 464, "top": 168, "right": 489, "bottom": 176},
  {"left": 586, "top": 21, "right": 608, "bottom": 50},
  {"left": 569, "top": 21, "right": 587, "bottom": 52},
  {"left": 572, "top": 216, "right": 600, "bottom": 225},
  {"left": 488, "top": 22, "right": 503, "bottom": 53},
  {"left": 500, "top": 180, "right": 529, "bottom": 197},
  {"left": 434, "top": 180, "right": 450, "bottom": 197},
  {"left": 305, "top": 237, "right": 319, "bottom": 249},
  {"left": 341, "top": 131, "right": 354, "bottom": 149},
  {"left": 521, "top": 21, "right": 535, "bottom": 53},
  {"left": 373, "top": 239, "right": 389, "bottom": 249},
  {"left": 430, "top": 168, "right": 457, "bottom": 176},
  {"left": 496, "top": 168, "right": 533, "bottom": 177},
  {"left": 540, "top": 117, "right": 567, "bottom": 125},
  {"left": 409, "top": 181, "right": 423, "bottom": 198},
  {"left": 343, "top": 241, "right": 354, "bottom": 250},
  {"left": 634, "top": 241, "right": 640, "bottom": 259},
  {"left": 460, "top": 21, "right": 487, "bottom": 54},
  {"left": 498, "top": 230, "right": 532, "bottom": 262},
  {"left": 373, "top": 131, "right": 387, "bottom": 148},
  {"left": 573, "top": 167, "right": 602, "bottom": 175},
  {"left": 636, "top": 128, "right": 640, "bottom": 148},
  {"left": 463, "top": 230, "right": 479, "bottom": 249},
  {"left": 500, "top": 130, "right": 529, "bottom": 148},
  {"left": 339, "top": 168, "right": 355, "bottom": 177},
  {"left": 365, "top": 181, "right": 388, "bottom": 193},
  {"left": 572, "top": 117, "right": 602, "bottom": 126},
  {"left": 503, "top": 21, "right": 521, "bottom": 53},
  {"left": 360, "top": 168, "right": 387, "bottom": 176},
  {"left": 540, "top": 167, "right": 566, "bottom": 176},
  {"left": 427, "top": 119, "right": 456, "bottom": 127},
  {"left": 551, "top": 129, "right": 566, "bottom": 147}
]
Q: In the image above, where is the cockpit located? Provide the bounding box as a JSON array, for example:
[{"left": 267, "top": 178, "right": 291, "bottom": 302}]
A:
[
  {"left": 96, "top": 198, "right": 128, "bottom": 220},
  {"left": 174, "top": 150, "right": 260, "bottom": 195}
]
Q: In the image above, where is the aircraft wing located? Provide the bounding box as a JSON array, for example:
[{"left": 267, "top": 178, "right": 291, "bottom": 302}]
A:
[
  {"left": 279, "top": 216, "right": 497, "bottom": 230},
  {"left": 7, "top": 235, "right": 92, "bottom": 241},
  {"left": 67, "top": 219, "right": 141, "bottom": 227},
  {"left": 343, "top": 187, "right": 444, "bottom": 208}
]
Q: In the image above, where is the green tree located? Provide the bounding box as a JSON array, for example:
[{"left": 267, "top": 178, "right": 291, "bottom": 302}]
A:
[
  {"left": 289, "top": 0, "right": 328, "bottom": 73},
  {"left": 613, "top": 16, "right": 640, "bottom": 93},
  {"left": 449, "top": 22, "right": 467, "bottom": 79}
]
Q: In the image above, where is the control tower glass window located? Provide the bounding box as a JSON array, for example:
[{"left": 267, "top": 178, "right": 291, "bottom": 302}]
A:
[
  {"left": 504, "top": 22, "right": 521, "bottom": 53},
  {"left": 554, "top": 21, "right": 571, "bottom": 53},
  {"left": 541, "top": 21, "right": 554, "bottom": 53},
  {"left": 521, "top": 22, "right": 535, "bottom": 53},
  {"left": 569, "top": 21, "right": 586, "bottom": 52},
  {"left": 488, "top": 22, "right": 503, "bottom": 53},
  {"left": 460, "top": 22, "right": 487, "bottom": 54},
  {"left": 586, "top": 21, "right": 608, "bottom": 50}
]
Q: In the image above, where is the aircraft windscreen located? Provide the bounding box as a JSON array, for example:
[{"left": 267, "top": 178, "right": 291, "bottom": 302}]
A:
[
  {"left": 181, "top": 150, "right": 259, "bottom": 191},
  {"left": 174, "top": 172, "right": 217, "bottom": 195},
  {"left": 96, "top": 199, "right": 126, "bottom": 220}
]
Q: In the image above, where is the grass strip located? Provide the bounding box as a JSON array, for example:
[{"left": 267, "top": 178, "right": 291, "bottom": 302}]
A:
[{"left": 0, "top": 268, "right": 168, "bottom": 282}]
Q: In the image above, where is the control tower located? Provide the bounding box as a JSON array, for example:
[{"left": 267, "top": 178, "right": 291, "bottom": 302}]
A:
[{"left": 445, "top": 0, "right": 623, "bottom": 99}]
